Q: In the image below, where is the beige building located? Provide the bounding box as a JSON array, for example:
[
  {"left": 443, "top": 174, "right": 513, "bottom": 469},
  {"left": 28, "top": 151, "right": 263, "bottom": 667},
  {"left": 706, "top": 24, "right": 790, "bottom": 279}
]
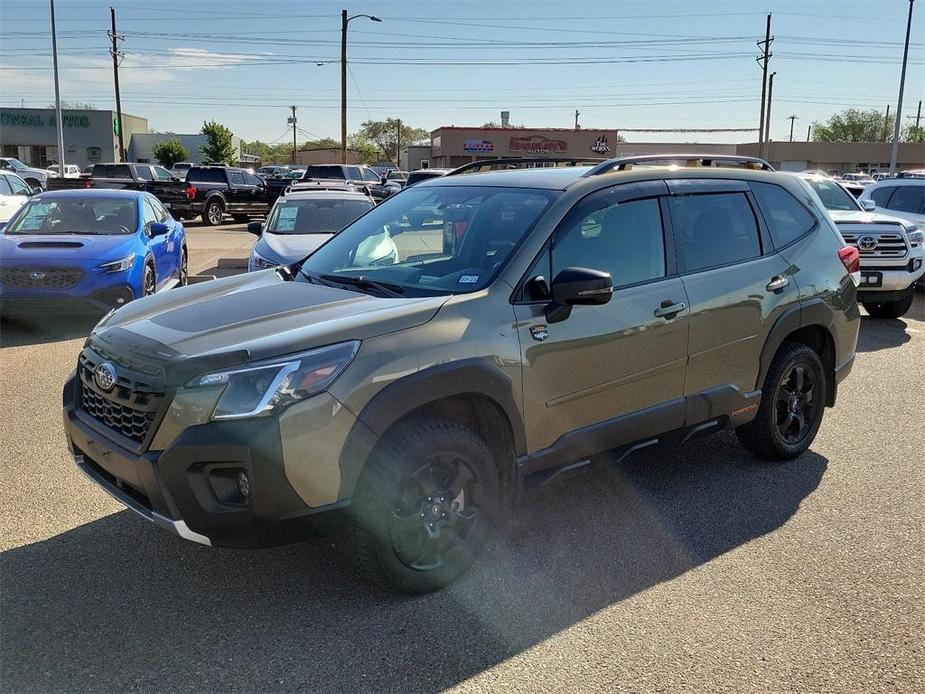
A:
[
  {"left": 737, "top": 141, "right": 925, "bottom": 174},
  {"left": 295, "top": 148, "right": 365, "bottom": 166}
]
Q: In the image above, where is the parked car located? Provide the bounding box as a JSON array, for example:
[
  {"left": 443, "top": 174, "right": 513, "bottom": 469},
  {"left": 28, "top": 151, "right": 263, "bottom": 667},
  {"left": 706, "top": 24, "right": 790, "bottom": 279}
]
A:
[
  {"left": 860, "top": 178, "right": 925, "bottom": 228},
  {"left": 405, "top": 168, "right": 453, "bottom": 186},
  {"left": 0, "top": 171, "right": 36, "bottom": 222},
  {"left": 46, "top": 164, "right": 82, "bottom": 178},
  {"left": 273, "top": 164, "right": 393, "bottom": 201},
  {"left": 284, "top": 169, "right": 305, "bottom": 180},
  {"left": 247, "top": 189, "right": 375, "bottom": 271},
  {"left": 799, "top": 173, "right": 923, "bottom": 318},
  {"left": 0, "top": 157, "right": 49, "bottom": 190},
  {"left": 872, "top": 172, "right": 895, "bottom": 181},
  {"left": 0, "top": 189, "right": 187, "bottom": 315},
  {"left": 256, "top": 165, "right": 290, "bottom": 179},
  {"left": 174, "top": 165, "right": 272, "bottom": 226},
  {"left": 839, "top": 172, "right": 875, "bottom": 187},
  {"left": 46, "top": 163, "right": 188, "bottom": 212},
  {"left": 63, "top": 154, "right": 859, "bottom": 593}
]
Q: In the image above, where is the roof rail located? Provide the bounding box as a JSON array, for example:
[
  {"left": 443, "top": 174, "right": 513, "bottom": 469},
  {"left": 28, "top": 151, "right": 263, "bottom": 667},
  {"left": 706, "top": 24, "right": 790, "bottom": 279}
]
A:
[
  {"left": 446, "top": 156, "right": 606, "bottom": 176},
  {"left": 583, "top": 154, "right": 775, "bottom": 177}
]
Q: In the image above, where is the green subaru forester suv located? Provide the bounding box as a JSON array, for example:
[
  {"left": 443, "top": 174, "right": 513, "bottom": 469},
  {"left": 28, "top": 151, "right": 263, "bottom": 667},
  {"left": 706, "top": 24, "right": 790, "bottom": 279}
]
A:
[{"left": 64, "top": 155, "right": 860, "bottom": 593}]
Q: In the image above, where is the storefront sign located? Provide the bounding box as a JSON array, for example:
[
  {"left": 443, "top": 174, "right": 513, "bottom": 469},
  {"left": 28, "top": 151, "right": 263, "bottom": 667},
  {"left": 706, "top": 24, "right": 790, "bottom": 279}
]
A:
[
  {"left": 510, "top": 135, "right": 567, "bottom": 153},
  {"left": 463, "top": 138, "right": 494, "bottom": 153},
  {"left": 0, "top": 112, "right": 90, "bottom": 128},
  {"left": 591, "top": 135, "right": 612, "bottom": 154}
]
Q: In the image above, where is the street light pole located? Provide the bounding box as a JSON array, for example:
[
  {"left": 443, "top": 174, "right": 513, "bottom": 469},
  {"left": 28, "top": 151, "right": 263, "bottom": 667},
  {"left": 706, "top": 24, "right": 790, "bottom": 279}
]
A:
[
  {"left": 889, "top": 0, "right": 916, "bottom": 174},
  {"left": 50, "top": 0, "right": 65, "bottom": 174},
  {"left": 341, "top": 11, "right": 382, "bottom": 164}
]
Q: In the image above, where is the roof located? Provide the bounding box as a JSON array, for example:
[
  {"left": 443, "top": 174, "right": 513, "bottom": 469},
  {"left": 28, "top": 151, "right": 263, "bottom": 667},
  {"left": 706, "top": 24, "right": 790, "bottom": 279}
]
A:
[
  {"left": 281, "top": 190, "right": 373, "bottom": 201},
  {"left": 424, "top": 166, "right": 594, "bottom": 190},
  {"left": 35, "top": 188, "right": 142, "bottom": 199}
]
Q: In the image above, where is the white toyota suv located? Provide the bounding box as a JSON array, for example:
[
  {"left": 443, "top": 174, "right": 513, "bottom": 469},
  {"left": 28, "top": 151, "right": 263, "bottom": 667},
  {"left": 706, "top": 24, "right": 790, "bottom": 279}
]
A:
[{"left": 800, "top": 174, "right": 924, "bottom": 318}]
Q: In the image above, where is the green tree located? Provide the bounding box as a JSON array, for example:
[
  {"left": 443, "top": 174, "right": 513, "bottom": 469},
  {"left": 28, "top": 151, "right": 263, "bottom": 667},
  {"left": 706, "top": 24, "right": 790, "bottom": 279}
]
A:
[
  {"left": 347, "top": 133, "right": 380, "bottom": 163},
  {"left": 152, "top": 138, "right": 189, "bottom": 168},
  {"left": 199, "top": 120, "right": 237, "bottom": 164},
  {"left": 357, "top": 118, "right": 429, "bottom": 162},
  {"left": 811, "top": 108, "right": 894, "bottom": 142},
  {"left": 904, "top": 124, "right": 925, "bottom": 143}
]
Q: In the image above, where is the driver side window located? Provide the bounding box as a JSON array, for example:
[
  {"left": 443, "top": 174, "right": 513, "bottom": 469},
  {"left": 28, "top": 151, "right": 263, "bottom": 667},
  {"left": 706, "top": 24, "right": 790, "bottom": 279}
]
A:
[
  {"left": 552, "top": 196, "right": 666, "bottom": 289},
  {"left": 142, "top": 199, "right": 159, "bottom": 229}
]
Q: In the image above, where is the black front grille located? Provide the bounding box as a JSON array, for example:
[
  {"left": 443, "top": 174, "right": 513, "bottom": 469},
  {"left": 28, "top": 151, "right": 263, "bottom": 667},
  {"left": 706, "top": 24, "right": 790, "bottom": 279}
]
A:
[
  {"left": 80, "top": 387, "right": 156, "bottom": 443},
  {"left": 0, "top": 267, "right": 84, "bottom": 289}
]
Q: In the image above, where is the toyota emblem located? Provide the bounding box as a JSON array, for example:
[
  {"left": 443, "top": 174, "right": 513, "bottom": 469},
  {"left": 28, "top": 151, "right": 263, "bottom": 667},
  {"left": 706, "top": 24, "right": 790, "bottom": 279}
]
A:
[
  {"left": 857, "top": 235, "right": 878, "bottom": 251},
  {"left": 93, "top": 362, "right": 117, "bottom": 392}
]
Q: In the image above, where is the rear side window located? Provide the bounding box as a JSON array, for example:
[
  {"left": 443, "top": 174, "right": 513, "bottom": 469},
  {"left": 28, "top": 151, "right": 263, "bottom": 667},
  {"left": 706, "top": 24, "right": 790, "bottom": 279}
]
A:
[
  {"left": 136, "top": 166, "right": 153, "bottom": 181},
  {"left": 751, "top": 182, "right": 817, "bottom": 248},
  {"left": 188, "top": 168, "right": 228, "bottom": 184},
  {"left": 670, "top": 193, "right": 761, "bottom": 272},
  {"left": 92, "top": 164, "right": 131, "bottom": 178},
  {"left": 885, "top": 185, "right": 924, "bottom": 213},
  {"left": 304, "top": 166, "right": 345, "bottom": 180},
  {"left": 244, "top": 173, "right": 263, "bottom": 186},
  {"left": 869, "top": 185, "right": 895, "bottom": 207},
  {"left": 229, "top": 171, "right": 245, "bottom": 185}
]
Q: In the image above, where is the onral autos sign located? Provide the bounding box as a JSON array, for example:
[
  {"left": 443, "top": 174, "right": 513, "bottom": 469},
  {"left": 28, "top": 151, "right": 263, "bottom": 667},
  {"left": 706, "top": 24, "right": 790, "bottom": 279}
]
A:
[
  {"left": 509, "top": 135, "right": 568, "bottom": 153},
  {"left": 463, "top": 139, "right": 495, "bottom": 154}
]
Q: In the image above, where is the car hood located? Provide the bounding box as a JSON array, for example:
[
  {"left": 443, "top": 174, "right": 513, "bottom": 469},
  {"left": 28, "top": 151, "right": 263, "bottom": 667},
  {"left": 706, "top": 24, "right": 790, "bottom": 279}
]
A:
[
  {"left": 829, "top": 210, "right": 913, "bottom": 228},
  {"left": 258, "top": 232, "right": 333, "bottom": 264},
  {"left": 0, "top": 233, "right": 139, "bottom": 262},
  {"left": 17, "top": 167, "right": 48, "bottom": 180},
  {"left": 91, "top": 268, "right": 449, "bottom": 364}
]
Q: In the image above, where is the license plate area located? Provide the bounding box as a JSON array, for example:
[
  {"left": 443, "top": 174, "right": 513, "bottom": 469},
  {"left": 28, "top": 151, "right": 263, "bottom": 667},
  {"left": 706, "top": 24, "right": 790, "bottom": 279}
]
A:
[{"left": 860, "top": 271, "right": 882, "bottom": 287}]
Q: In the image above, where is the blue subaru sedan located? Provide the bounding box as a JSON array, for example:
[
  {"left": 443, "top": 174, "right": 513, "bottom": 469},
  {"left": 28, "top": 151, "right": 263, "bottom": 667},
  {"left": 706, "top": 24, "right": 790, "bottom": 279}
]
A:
[{"left": 0, "top": 189, "right": 187, "bottom": 315}]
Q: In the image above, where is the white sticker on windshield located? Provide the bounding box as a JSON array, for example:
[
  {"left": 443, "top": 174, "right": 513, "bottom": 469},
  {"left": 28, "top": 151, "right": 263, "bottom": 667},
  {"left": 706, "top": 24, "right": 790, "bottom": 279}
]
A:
[{"left": 459, "top": 275, "right": 479, "bottom": 284}]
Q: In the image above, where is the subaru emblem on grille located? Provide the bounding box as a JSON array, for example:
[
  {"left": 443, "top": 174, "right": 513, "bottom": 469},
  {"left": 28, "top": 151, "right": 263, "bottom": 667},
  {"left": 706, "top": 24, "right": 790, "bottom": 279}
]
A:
[
  {"left": 93, "top": 362, "right": 117, "bottom": 392},
  {"left": 29, "top": 271, "right": 46, "bottom": 280},
  {"left": 858, "top": 235, "right": 878, "bottom": 251}
]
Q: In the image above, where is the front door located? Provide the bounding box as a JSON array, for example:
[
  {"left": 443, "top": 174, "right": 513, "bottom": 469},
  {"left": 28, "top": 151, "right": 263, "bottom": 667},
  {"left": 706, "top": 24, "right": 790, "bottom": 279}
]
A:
[
  {"left": 515, "top": 182, "right": 689, "bottom": 454},
  {"left": 142, "top": 198, "right": 171, "bottom": 286}
]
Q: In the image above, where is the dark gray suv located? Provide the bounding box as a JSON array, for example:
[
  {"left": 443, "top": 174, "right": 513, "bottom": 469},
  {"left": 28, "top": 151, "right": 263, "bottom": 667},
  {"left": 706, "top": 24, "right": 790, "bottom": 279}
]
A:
[{"left": 63, "top": 155, "right": 860, "bottom": 593}]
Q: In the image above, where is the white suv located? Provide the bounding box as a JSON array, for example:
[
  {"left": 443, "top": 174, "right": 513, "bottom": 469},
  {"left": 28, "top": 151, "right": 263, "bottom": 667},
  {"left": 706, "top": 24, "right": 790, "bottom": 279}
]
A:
[{"left": 802, "top": 174, "right": 924, "bottom": 318}]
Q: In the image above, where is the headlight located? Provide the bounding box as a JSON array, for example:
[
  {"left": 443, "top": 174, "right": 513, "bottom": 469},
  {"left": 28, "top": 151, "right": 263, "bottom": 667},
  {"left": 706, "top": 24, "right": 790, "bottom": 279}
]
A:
[
  {"left": 906, "top": 226, "right": 923, "bottom": 245},
  {"left": 185, "top": 341, "right": 359, "bottom": 419},
  {"left": 98, "top": 255, "right": 135, "bottom": 272},
  {"left": 251, "top": 251, "right": 279, "bottom": 270}
]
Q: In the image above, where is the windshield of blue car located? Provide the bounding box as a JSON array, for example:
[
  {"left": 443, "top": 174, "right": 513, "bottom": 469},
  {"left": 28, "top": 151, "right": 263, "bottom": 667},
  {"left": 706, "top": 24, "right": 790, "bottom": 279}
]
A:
[
  {"left": 4, "top": 198, "right": 139, "bottom": 235},
  {"left": 266, "top": 198, "right": 374, "bottom": 235},
  {"left": 807, "top": 179, "right": 860, "bottom": 212},
  {"left": 299, "top": 185, "right": 557, "bottom": 296}
]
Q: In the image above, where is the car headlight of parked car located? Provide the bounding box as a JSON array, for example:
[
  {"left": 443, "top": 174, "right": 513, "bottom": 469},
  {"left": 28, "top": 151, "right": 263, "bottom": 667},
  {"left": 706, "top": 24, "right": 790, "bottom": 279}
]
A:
[
  {"left": 98, "top": 255, "right": 136, "bottom": 272},
  {"left": 185, "top": 341, "right": 360, "bottom": 420},
  {"left": 250, "top": 251, "right": 279, "bottom": 270},
  {"left": 906, "top": 226, "right": 923, "bottom": 246}
]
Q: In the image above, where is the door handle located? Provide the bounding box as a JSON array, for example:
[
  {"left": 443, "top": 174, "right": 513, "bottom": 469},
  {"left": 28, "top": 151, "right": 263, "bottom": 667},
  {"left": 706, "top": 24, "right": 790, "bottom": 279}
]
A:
[
  {"left": 654, "top": 300, "right": 686, "bottom": 318},
  {"left": 767, "top": 275, "right": 790, "bottom": 292}
]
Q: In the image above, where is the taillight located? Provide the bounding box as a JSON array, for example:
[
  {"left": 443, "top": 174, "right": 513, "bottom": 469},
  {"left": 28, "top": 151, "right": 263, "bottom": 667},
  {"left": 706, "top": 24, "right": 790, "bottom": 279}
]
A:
[
  {"left": 838, "top": 245, "right": 860, "bottom": 286},
  {"left": 84, "top": 179, "right": 94, "bottom": 188},
  {"left": 185, "top": 186, "right": 196, "bottom": 201}
]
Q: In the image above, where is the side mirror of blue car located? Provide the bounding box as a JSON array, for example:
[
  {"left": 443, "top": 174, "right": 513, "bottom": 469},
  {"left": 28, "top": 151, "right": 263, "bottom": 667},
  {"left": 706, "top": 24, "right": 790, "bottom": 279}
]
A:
[{"left": 149, "top": 222, "right": 170, "bottom": 236}]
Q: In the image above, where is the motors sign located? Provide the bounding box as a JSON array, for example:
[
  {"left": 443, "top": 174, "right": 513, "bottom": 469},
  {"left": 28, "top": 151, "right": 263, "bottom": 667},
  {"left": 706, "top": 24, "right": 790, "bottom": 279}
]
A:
[
  {"left": 509, "top": 135, "right": 568, "bottom": 153},
  {"left": 0, "top": 111, "right": 90, "bottom": 128}
]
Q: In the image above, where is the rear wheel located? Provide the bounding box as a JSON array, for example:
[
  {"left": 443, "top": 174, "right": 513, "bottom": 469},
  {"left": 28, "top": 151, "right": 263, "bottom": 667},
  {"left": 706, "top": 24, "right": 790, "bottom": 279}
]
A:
[
  {"left": 736, "top": 341, "right": 826, "bottom": 461},
  {"left": 862, "top": 292, "right": 914, "bottom": 319},
  {"left": 348, "top": 416, "right": 500, "bottom": 593},
  {"left": 202, "top": 199, "right": 224, "bottom": 226}
]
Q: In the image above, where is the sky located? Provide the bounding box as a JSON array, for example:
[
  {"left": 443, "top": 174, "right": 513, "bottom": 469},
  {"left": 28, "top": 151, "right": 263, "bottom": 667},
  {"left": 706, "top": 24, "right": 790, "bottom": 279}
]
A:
[{"left": 1, "top": 0, "right": 922, "bottom": 144}]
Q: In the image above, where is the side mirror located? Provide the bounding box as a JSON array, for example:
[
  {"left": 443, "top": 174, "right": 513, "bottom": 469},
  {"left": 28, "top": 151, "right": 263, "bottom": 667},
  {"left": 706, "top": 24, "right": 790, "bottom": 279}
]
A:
[
  {"left": 247, "top": 221, "right": 263, "bottom": 235},
  {"left": 861, "top": 199, "right": 876, "bottom": 212},
  {"left": 149, "top": 222, "right": 169, "bottom": 236},
  {"left": 546, "top": 267, "right": 613, "bottom": 323},
  {"left": 380, "top": 175, "right": 388, "bottom": 185}
]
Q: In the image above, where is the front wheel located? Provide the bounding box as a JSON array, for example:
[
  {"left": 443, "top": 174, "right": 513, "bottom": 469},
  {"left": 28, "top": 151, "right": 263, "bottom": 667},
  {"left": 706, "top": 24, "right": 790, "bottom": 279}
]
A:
[
  {"left": 142, "top": 263, "right": 156, "bottom": 297},
  {"left": 348, "top": 417, "right": 500, "bottom": 593},
  {"left": 202, "top": 200, "right": 224, "bottom": 226},
  {"left": 862, "top": 292, "right": 914, "bottom": 319},
  {"left": 177, "top": 246, "right": 188, "bottom": 287},
  {"left": 736, "top": 341, "right": 827, "bottom": 461}
]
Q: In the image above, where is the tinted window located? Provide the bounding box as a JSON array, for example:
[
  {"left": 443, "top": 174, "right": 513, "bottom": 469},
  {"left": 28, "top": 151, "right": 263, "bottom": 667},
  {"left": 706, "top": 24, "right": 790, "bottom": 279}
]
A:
[
  {"left": 244, "top": 173, "right": 263, "bottom": 186},
  {"left": 346, "top": 167, "right": 363, "bottom": 181},
  {"left": 361, "top": 168, "right": 381, "bottom": 182},
  {"left": 885, "top": 185, "right": 924, "bottom": 213},
  {"left": 92, "top": 164, "right": 131, "bottom": 179},
  {"left": 188, "top": 168, "right": 228, "bottom": 184},
  {"left": 751, "top": 182, "right": 817, "bottom": 247},
  {"left": 304, "top": 166, "right": 345, "bottom": 180},
  {"left": 869, "top": 185, "right": 895, "bottom": 207},
  {"left": 0, "top": 177, "right": 12, "bottom": 196},
  {"left": 670, "top": 193, "right": 761, "bottom": 272},
  {"left": 229, "top": 171, "right": 245, "bottom": 185},
  {"left": 553, "top": 197, "right": 666, "bottom": 288},
  {"left": 135, "top": 166, "right": 153, "bottom": 181}
]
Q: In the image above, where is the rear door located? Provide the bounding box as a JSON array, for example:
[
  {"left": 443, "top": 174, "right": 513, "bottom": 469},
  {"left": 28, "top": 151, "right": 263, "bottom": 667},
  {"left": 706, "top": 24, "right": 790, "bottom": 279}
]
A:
[
  {"left": 515, "top": 181, "right": 690, "bottom": 453},
  {"left": 668, "top": 179, "right": 799, "bottom": 412}
]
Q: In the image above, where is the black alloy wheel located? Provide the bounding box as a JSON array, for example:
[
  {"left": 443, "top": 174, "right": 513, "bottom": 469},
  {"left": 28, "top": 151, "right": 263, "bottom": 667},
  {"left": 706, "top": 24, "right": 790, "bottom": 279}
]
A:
[{"left": 773, "top": 363, "right": 818, "bottom": 445}]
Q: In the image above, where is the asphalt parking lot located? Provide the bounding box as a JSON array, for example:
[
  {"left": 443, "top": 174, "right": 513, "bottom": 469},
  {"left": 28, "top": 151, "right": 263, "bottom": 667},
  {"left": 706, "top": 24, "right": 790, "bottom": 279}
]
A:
[{"left": 1, "top": 234, "right": 923, "bottom": 692}]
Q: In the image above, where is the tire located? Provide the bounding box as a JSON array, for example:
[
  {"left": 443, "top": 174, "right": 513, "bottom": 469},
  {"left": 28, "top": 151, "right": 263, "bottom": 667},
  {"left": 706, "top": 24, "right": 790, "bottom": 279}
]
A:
[
  {"left": 862, "top": 293, "right": 914, "bottom": 319},
  {"left": 202, "top": 199, "right": 224, "bottom": 226},
  {"left": 142, "top": 262, "right": 156, "bottom": 297},
  {"left": 348, "top": 416, "right": 501, "bottom": 594},
  {"left": 736, "top": 341, "right": 827, "bottom": 461},
  {"left": 177, "top": 246, "right": 188, "bottom": 287}
]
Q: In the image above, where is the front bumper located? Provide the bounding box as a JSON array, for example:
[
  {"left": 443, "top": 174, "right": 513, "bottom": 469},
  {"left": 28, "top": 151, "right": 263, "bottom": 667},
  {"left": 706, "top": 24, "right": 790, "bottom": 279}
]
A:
[
  {"left": 857, "top": 254, "right": 925, "bottom": 297},
  {"left": 0, "top": 284, "right": 135, "bottom": 315},
  {"left": 63, "top": 373, "right": 357, "bottom": 548}
]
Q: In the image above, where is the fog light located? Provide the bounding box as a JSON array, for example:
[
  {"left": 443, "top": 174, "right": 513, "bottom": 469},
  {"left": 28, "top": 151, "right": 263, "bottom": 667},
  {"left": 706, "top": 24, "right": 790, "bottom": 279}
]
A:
[
  {"left": 913, "top": 259, "right": 922, "bottom": 271},
  {"left": 236, "top": 471, "right": 250, "bottom": 498}
]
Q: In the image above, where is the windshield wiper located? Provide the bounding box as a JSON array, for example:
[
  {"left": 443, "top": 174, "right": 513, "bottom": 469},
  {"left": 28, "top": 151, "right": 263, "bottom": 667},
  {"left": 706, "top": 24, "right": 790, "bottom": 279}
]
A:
[{"left": 318, "top": 273, "right": 405, "bottom": 297}]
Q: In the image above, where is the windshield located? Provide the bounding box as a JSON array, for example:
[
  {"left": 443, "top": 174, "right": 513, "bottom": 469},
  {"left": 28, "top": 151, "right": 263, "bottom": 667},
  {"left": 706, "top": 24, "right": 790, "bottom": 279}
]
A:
[
  {"left": 807, "top": 179, "right": 860, "bottom": 211},
  {"left": 299, "top": 185, "right": 557, "bottom": 296},
  {"left": 266, "top": 197, "right": 373, "bottom": 235},
  {"left": 5, "top": 158, "right": 27, "bottom": 171},
  {"left": 4, "top": 197, "right": 138, "bottom": 235}
]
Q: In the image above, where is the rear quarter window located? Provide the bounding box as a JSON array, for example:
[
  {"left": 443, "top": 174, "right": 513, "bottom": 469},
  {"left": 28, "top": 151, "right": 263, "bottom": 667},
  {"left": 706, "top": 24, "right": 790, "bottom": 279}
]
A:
[
  {"left": 750, "top": 182, "right": 817, "bottom": 248},
  {"left": 869, "top": 185, "right": 896, "bottom": 207},
  {"left": 669, "top": 192, "right": 762, "bottom": 272},
  {"left": 885, "top": 185, "right": 924, "bottom": 213},
  {"left": 92, "top": 164, "right": 131, "bottom": 178},
  {"left": 188, "top": 168, "right": 228, "bottom": 184}
]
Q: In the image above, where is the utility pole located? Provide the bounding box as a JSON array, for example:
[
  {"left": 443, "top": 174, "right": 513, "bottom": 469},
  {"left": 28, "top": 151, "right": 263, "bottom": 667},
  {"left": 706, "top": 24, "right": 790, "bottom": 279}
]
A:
[
  {"left": 806, "top": 124, "right": 812, "bottom": 142},
  {"left": 788, "top": 114, "right": 798, "bottom": 142},
  {"left": 916, "top": 99, "right": 923, "bottom": 128},
  {"left": 884, "top": 104, "right": 891, "bottom": 141},
  {"left": 756, "top": 13, "right": 773, "bottom": 160},
  {"left": 574, "top": 109, "right": 581, "bottom": 129},
  {"left": 341, "top": 10, "right": 348, "bottom": 164},
  {"left": 109, "top": 6, "right": 125, "bottom": 162},
  {"left": 395, "top": 118, "right": 401, "bottom": 167},
  {"left": 50, "top": 0, "right": 65, "bottom": 173},
  {"left": 764, "top": 72, "right": 777, "bottom": 145},
  {"left": 289, "top": 106, "right": 297, "bottom": 165},
  {"left": 890, "top": 0, "right": 916, "bottom": 174}
]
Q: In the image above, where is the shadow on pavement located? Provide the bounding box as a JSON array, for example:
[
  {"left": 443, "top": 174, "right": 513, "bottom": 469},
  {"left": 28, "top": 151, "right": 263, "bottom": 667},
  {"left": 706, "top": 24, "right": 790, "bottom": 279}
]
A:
[
  {"left": 856, "top": 316, "right": 912, "bottom": 352},
  {"left": 0, "top": 313, "right": 97, "bottom": 348},
  {"left": 1, "top": 432, "right": 826, "bottom": 692}
]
